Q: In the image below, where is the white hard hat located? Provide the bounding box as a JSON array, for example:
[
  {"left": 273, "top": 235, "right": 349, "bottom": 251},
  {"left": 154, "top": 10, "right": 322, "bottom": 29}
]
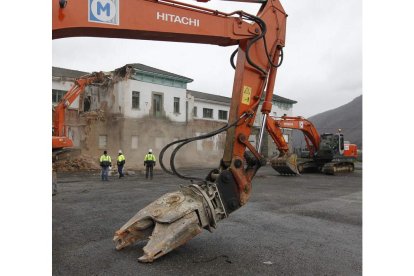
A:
[
  {"left": 118, "top": 150, "right": 122, "bottom": 154},
  {"left": 149, "top": 149, "right": 153, "bottom": 153}
]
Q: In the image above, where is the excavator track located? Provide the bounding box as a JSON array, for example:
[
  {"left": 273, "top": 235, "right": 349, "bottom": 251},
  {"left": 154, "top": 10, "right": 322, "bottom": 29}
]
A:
[
  {"left": 270, "top": 153, "right": 300, "bottom": 175},
  {"left": 321, "top": 161, "right": 355, "bottom": 175},
  {"left": 52, "top": 148, "right": 81, "bottom": 162}
]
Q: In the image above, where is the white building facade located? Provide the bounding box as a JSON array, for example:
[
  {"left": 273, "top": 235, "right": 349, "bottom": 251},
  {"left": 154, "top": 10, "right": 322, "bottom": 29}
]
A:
[{"left": 52, "top": 64, "right": 297, "bottom": 167}]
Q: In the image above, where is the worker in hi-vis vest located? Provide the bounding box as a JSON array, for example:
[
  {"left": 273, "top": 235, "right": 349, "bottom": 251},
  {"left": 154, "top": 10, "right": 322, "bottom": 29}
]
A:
[
  {"left": 144, "top": 149, "right": 156, "bottom": 180},
  {"left": 117, "top": 150, "right": 126, "bottom": 178},
  {"left": 99, "top": 150, "right": 112, "bottom": 181}
]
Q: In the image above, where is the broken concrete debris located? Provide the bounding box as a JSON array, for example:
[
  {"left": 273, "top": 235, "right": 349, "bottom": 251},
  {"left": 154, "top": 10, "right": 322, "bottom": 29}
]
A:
[{"left": 53, "top": 155, "right": 100, "bottom": 172}]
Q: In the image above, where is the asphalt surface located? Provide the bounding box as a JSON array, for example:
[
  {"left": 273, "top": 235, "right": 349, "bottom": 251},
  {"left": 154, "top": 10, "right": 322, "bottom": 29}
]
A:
[{"left": 53, "top": 166, "right": 362, "bottom": 275}]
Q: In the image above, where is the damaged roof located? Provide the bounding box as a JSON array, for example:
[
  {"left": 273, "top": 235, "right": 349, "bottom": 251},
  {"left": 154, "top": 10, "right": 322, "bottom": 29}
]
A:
[
  {"left": 125, "top": 63, "right": 193, "bottom": 83},
  {"left": 188, "top": 90, "right": 297, "bottom": 105},
  {"left": 52, "top": 67, "right": 90, "bottom": 79},
  {"left": 188, "top": 90, "right": 231, "bottom": 104},
  {"left": 270, "top": 94, "right": 297, "bottom": 104}
]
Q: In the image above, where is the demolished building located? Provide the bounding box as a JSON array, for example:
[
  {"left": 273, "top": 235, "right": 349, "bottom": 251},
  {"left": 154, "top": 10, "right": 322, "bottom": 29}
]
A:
[{"left": 52, "top": 64, "right": 297, "bottom": 170}]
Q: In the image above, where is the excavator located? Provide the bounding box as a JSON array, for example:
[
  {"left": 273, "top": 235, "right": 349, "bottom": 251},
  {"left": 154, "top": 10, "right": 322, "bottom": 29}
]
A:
[
  {"left": 52, "top": 71, "right": 108, "bottom": 157},
  {"left": 53, "top": 0, "right": 304, "bottom": 262},
  {"left": 270, "top": 116, "right": 358, "bottom": 175},
  {"left": 52, "top": 71, "right": 109, "bottom": 194}
]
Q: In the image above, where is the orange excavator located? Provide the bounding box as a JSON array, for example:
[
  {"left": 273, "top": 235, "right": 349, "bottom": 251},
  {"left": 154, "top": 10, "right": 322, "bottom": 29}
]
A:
[
  {"left": 53, "top": 0, "right": 301, "bottom": 262},
  {"left": 52, "top": 71, "right": 109, "bottom": 195},
  {"left": 52, "top": 71, "right": 108, "bottom": 158},
  {"left": 271, "top": 115, "right": 358, "bottom": 174}
]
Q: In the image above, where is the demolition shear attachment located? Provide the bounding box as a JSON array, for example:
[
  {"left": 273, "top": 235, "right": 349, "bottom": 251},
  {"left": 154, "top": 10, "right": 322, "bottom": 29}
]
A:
[{"left": 113, "top": 182, "right": 227, "bottom": 262}]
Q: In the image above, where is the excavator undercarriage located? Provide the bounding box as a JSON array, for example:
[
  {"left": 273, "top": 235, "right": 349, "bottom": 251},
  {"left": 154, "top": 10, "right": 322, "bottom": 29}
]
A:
[
  {"left": 272, "top": 156, "right": 356, "bottom": 176},
  {"left": 320, "top": 160, "right": 355, "bottom": 175}
]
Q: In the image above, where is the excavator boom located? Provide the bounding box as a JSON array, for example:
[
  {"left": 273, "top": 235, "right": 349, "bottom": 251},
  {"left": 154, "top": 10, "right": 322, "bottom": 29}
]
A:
[
  {"left": 52, "top": 72, "right": 109, "bottom": 151},
  {"left": 53, "top": 0, "right": 293, "bottom": 262}
]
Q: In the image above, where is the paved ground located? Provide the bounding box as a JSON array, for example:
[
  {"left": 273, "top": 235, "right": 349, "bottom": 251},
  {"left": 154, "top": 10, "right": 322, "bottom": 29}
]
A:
[{"left": 53, "top": 166, "right": 362, "bottom": 275}]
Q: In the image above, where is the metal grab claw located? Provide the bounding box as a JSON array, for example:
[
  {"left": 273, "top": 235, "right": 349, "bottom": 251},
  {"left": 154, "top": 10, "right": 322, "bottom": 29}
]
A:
[
  {"left": 113, "top": 182, "right": 227, "bottom": 262},
  {"left": 270, "top": 153, "right": 300, "bottom": 175}
]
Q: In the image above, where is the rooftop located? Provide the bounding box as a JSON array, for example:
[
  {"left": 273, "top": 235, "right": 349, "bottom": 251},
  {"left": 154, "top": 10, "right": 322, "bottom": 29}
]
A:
[
  {"left": 52, "top": 65, "right": 296, "bottom": 105},
  {"left": 187, "top": 90, "right": 231, "bottom": 104},
  {"left": 270, "top": 94, "right": 297, "bottom": 104},
  {"left": 52, "top": 67, "right": 90, "bottom": 79},
  {"left": 188, "top": 90, "right": 297, "bottom": 105},
  {"left": 125, "top": 63, "right": 193, "bottom": 83}
]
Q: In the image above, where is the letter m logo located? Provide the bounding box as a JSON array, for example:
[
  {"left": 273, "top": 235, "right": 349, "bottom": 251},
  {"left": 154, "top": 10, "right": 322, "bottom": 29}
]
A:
[
  {"left": 97, "top": 2, "right": 111, "bottom": 16},
  {"left": 89, "top": 0, "right": 119, "bottom": 25}
]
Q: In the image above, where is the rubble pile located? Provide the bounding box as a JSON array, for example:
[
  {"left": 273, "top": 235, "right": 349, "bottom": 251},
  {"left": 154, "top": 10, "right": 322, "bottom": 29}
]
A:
[
  {"left": 54, "top": 155, "right": 100, "bottom": 172},
  {"left": 81, "top": 109, "right": 106, "bottom": 121}
]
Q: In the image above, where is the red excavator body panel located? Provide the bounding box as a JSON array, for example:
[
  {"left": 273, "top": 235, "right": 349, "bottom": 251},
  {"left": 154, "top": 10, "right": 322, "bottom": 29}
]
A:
[
  {"left": 52, "top": 136, "right": 74, "bottom": 150},
  {"left": 344, "top": 143, "right": 358, "bottom": 158}
]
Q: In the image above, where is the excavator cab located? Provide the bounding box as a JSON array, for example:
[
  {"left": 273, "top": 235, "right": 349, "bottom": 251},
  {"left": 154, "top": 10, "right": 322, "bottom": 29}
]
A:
[
  {"left": 338, "top": 133, "right": 345, "bottom": 154},
  {"left": 316, "top": 133, "right": 345, "bottom": 161}
]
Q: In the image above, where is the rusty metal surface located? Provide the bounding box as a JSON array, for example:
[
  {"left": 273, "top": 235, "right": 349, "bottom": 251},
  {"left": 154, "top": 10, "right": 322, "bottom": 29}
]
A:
[
  {"left": 113, "top": 183, "right": 226, "bottom": 262},
  {"left": 139, "top": 212, "right": 203, "bottom": 262},
  {"left": 270, "top": 153, "right": 300, "bottom": 175}
]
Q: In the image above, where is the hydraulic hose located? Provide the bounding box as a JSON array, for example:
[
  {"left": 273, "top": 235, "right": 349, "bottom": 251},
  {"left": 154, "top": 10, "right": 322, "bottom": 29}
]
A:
[{"left": 159, "top": 113, "right": 249, "bottom": 181}]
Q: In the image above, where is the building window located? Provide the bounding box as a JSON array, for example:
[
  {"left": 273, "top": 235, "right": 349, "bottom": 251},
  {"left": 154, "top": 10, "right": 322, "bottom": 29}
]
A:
[
  {"left": 99, "top": 135, "right": 107, "bottom": 149},
  {"left": 52, "top": 89, "right": 66, "bottom": 103},
  {"left": 153, "top": 94, "right": 163, "bottom": 117},
  {"left": 203, "top": 108, "right": 213, "bottom": 119},
  {"left": 218, "top": 110, "right": 228, "bottom": 120},
  {"left": 131, "top": 136, "right": 138, "bottom": 150},
  {"left": 174, "top": 97, "right": 180, "bottom": 113},
  {"left": 193, "top": 106, "right": 197, "bottom": 117},
  {"left": 132, "top": 91, "right": 140, "bottom": 109},
  {"left": 84, "top": 96, "right": 92, "bottom": 112}
]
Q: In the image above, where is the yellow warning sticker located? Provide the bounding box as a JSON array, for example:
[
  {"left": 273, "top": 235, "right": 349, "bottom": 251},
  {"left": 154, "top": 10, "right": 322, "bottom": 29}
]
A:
[{"left": 242, "top": 86, "right": 252, "bottom": 105}]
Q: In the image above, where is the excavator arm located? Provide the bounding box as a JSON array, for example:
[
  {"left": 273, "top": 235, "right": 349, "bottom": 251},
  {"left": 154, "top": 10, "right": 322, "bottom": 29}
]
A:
[
  {"left": 267, "top": 115, "right": 321, "bottom": 174},
  {"left": 274, "top": 115, "right": 321, "bottom": 156},
  {"left": 54, "top": 0, "right": 264, "bottom": 44},
  {"left": 52, "top": 72, "right": 108, "bottom": 144},
  {"left": 53, "top": 0, "right": 292, "bottom": 262}
]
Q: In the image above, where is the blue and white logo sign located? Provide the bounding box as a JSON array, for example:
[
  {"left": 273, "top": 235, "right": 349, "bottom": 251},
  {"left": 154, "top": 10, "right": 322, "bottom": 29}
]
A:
[{"left": 89, "top": 0, "right": 119, "bottom": 25}]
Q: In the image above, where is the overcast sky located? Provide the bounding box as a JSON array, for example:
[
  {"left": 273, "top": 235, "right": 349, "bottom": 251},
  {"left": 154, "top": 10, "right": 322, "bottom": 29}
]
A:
[{"left": 52, "top": 0, "right": 361, "bottom": 118}]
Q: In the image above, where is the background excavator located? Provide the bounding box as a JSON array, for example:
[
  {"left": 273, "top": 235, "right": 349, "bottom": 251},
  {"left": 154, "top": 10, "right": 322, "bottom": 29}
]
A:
[
  {"left": 52, "top": 72, "right": 109, "bottom": 194},
  {"left": 53, "top": 0, "right": 309, "bottom": 262},
  {"left": 52, "top": 72, "right": 108, "bottom": 157},
  {"left": 271, "top": 115, "right": 358, "bottom": 175}
]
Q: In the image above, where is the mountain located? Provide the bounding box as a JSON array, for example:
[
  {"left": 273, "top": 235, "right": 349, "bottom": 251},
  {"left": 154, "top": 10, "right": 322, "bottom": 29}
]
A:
[{"left": 291, "top": 95, "right": 362, "bottom": 149}]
